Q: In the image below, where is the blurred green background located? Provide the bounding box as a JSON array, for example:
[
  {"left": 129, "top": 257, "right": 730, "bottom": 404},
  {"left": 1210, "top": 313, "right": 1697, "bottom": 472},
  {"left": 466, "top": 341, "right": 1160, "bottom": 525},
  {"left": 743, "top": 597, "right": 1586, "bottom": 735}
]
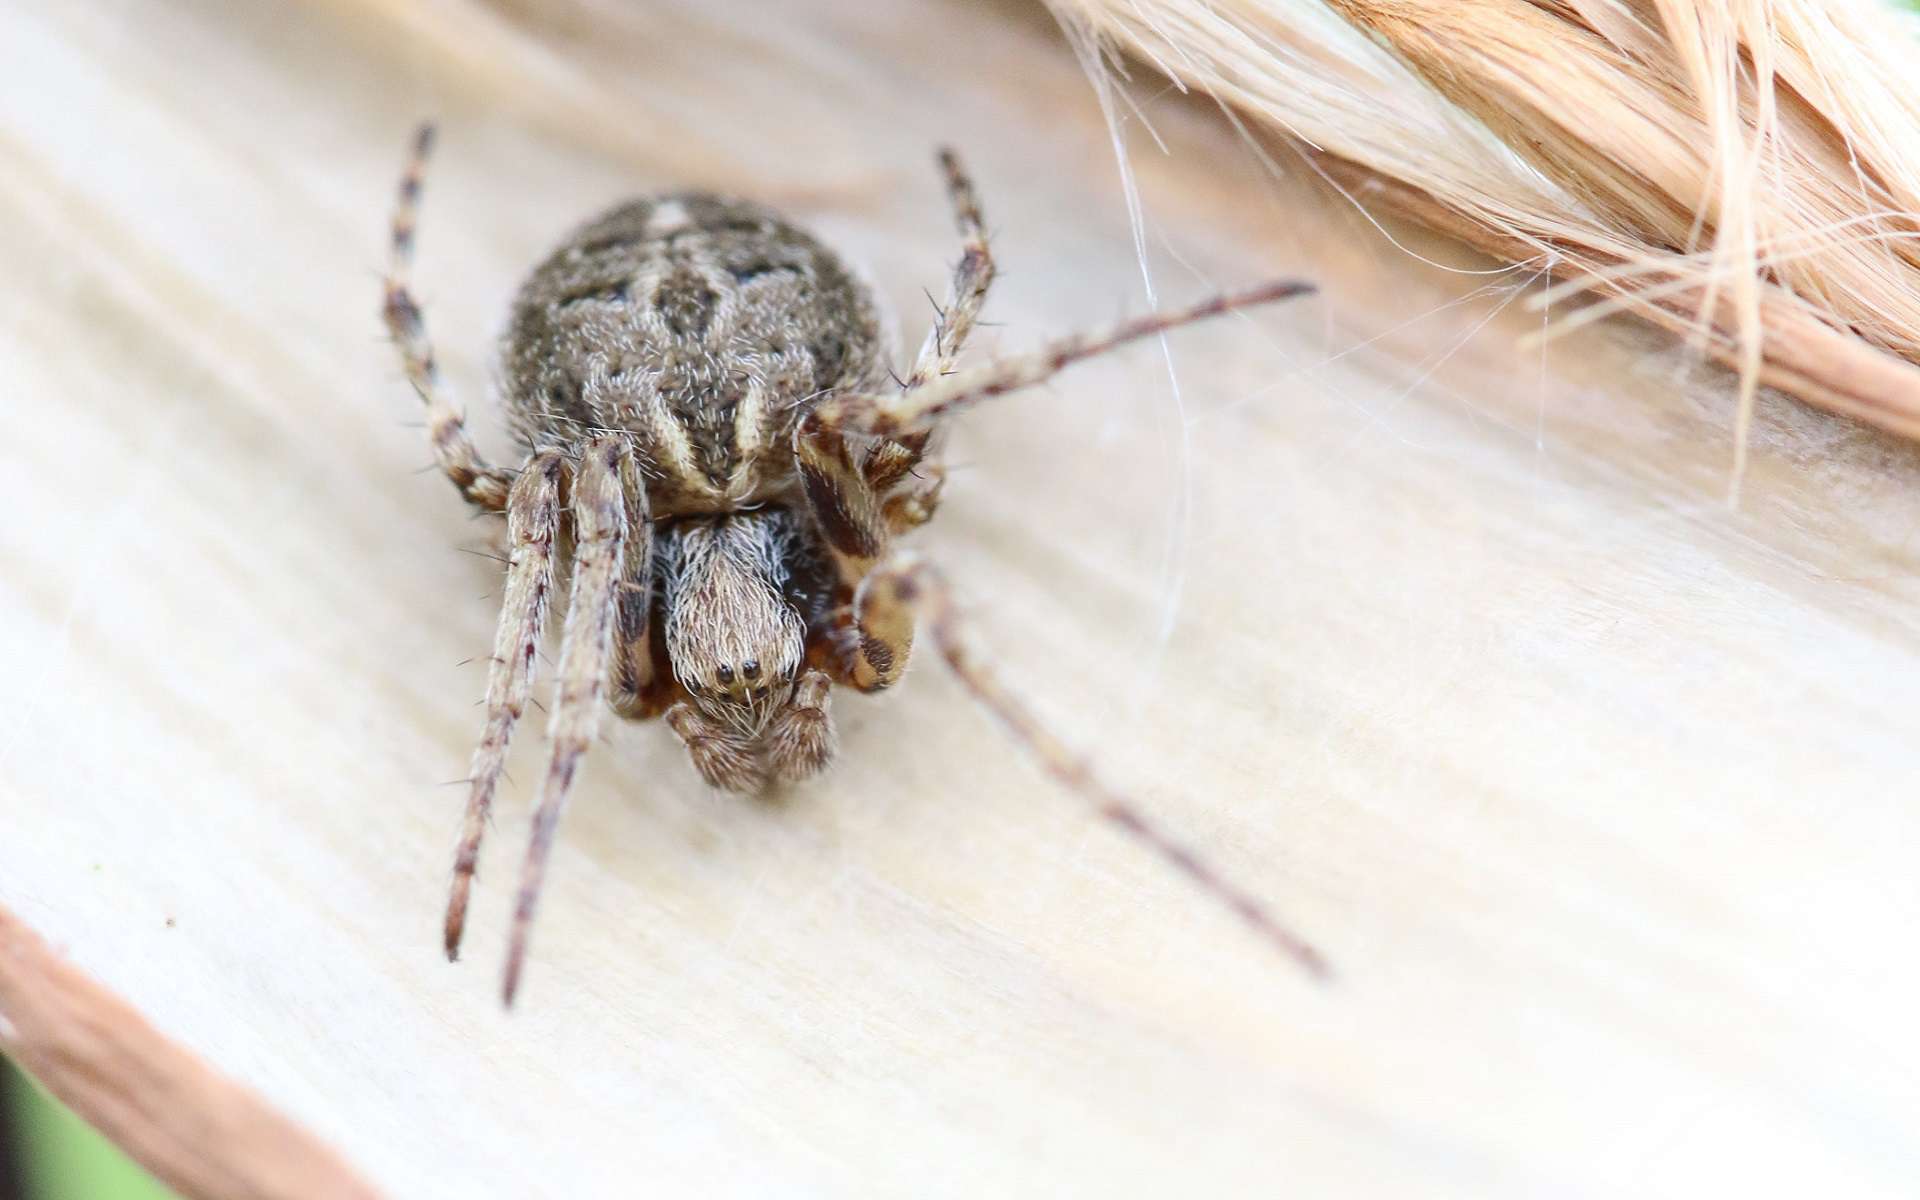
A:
[{"left": 2, "top": 1058, "right": 176, "bottom": 1200}]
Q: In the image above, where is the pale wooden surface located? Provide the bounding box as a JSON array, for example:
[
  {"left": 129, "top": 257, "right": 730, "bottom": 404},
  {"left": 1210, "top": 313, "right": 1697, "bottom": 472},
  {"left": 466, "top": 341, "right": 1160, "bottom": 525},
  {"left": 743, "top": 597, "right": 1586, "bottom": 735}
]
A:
[{"left": 3, "top": 1, "right": 1918, "bottom": 1196}]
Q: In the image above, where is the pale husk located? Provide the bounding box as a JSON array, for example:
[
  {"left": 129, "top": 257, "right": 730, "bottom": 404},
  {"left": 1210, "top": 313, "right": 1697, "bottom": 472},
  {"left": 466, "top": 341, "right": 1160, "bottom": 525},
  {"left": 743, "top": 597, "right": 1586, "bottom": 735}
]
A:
[{"left": 1050, "top": 0, "right": 1920, "bottom": 476}]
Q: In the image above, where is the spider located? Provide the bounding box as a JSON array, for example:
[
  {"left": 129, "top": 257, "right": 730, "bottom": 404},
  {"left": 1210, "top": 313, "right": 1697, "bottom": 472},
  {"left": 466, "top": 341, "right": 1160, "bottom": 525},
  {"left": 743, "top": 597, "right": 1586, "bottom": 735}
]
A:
[{"left": 381, "top": 125, "right": 1324, "bottom": 1004}]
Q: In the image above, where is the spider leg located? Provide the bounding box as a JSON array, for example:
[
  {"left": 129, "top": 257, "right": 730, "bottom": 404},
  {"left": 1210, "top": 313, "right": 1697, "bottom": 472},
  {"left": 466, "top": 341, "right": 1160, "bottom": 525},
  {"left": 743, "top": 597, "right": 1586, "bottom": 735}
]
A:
[
  {"left": 910, "top": 146, "right": 994, "bottom": 388},
  {"left": 864, "top": 147, "right": 998, "bottom": 502},
  {"left": 443, "top": 452, "right": 564, "bottom": 961},
  {"left": 607, "top": 451, "right": 668, "bottom": 719},
  {"left": 501, "top": 436, "right": 631, "bottom": 1006},
  {"left": 878, "top": 462, "right": 945, "bottom": 537},
  {"left": 381, "top": 122, "right": 513, "bottom": 512},
  {"left": 831, "top": 565, "right": 917, "bottom": 694},
  {"left": 793, "top": 410, "right": 914, "bottom": 692},
  {"left": 814, "top": 279, "right": 1316, "bottom": 442},
  {"left": 795, "top": 410, "right": 889, "bottom": 578},
  {"left": 861, "top": 551, "right": 1329, "bottom": 980}
]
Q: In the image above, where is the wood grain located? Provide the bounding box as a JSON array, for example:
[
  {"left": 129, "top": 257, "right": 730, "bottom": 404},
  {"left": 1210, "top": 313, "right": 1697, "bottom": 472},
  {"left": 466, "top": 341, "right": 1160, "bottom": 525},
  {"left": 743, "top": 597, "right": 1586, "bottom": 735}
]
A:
[{"left": 2, "top": 1, "right": 1917, "bottom": 1196}]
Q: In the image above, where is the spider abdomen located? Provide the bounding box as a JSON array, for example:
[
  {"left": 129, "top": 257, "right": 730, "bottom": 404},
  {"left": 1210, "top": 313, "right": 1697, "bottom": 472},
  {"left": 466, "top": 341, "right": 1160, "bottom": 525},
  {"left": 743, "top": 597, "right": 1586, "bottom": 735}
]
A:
[{"left": 501, "top": 193, "right": 887, "bottom": 515}]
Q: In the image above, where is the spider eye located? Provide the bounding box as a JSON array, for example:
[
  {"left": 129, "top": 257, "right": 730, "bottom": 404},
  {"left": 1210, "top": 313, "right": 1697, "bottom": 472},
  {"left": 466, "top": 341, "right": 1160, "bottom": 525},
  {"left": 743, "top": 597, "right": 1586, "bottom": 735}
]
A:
[
  {"left": 742, "top": 659, "right": 761, "bottom": 680},
  {"left": 716, "top": 664, "right": 735, "bottom": 685}
]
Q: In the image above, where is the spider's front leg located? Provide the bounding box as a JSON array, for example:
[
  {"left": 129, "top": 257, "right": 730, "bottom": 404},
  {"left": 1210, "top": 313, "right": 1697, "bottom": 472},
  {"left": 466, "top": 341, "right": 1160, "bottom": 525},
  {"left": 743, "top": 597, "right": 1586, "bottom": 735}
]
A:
[
  {"left": 443, "top": 451, "right": 565, "bottom": 961},
  {"left": 502, "top": 435, "right": 634, "bottom": 1005}
]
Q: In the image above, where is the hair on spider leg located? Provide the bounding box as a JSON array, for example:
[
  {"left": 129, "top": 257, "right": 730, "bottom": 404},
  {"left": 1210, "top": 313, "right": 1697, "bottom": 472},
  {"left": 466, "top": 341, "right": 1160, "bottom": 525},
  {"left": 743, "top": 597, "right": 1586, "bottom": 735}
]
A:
[
  {"left": 869, "top": 552, "right": 1330, "bottom": 979},
  {"left": 383, "top": 125, "right": 1323, "bottom": 1004}
]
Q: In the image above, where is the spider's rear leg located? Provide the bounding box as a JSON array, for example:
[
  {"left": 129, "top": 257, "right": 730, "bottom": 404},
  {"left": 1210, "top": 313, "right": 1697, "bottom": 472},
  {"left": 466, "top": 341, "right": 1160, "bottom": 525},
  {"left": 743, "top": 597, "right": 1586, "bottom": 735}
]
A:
[
  {"left": 814, "top": 279, "right": 1317, "bottom": 442},
  {"left": 381, "top": 123, "right": 513, "bottom": 512},
  {"left": 899, "top": 146, "right": 995, "bottom": 398},
  {"left": 862, "top": 146, "right": 997, "bottom": 522},
  {"left": 443, "top": 451, "right": 564, "bottom": 962},
  {"left": 862, "top": 551, "right": 1329, "bottom": 980},
  {"left": 501, "top": 436, "right": 633, "bottom": 1006}
]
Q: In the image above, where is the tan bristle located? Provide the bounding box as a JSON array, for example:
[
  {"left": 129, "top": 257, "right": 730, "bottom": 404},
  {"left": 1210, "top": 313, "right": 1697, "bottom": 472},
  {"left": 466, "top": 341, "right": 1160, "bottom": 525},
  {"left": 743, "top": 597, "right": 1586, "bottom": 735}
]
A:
[{"left": 1050, "top": 0, "right": 1920, "bottom": 483}]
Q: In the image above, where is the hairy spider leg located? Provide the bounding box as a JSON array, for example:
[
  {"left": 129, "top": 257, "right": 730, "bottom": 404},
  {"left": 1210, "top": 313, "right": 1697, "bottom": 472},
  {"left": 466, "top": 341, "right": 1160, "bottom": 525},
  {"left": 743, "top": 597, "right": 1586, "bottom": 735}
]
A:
[
  {"left": 866, "top": 147, "right": 999, "bottom": 534},
  {"left": 381, "top": 122, "right": 513, "bottom": 511},
  {"left": 502, "top": 437, "right": 633, "bottom": 1006},
  {"left": 443, "top": 452, "right": 564, "bottom": 961},
  {"left": 799, "top": 277, "right": 1327, "bottom": 977},
  {"left": 863, "top": 553, "right": 1329, "bottom": 979},
  {"left": 817, "top": 279, "right": 1317, "bottom": 441},
  {"left": 608, "top": 451, "right": 671, "bottom": 720}
]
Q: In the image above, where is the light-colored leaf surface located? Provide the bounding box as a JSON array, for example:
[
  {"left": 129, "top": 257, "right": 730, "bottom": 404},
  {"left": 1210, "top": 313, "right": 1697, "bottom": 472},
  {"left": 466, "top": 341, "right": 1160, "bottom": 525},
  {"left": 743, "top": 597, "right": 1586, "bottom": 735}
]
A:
[{"left": 2, "top": 1, "right": 1917, "bottom": 1196}]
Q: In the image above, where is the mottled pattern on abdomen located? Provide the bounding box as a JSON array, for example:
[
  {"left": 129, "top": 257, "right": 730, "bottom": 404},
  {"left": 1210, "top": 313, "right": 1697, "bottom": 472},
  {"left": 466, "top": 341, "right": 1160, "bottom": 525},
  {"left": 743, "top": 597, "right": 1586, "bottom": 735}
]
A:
[{"left": 502, "top": 194, "right": 886, "bottom": 514}]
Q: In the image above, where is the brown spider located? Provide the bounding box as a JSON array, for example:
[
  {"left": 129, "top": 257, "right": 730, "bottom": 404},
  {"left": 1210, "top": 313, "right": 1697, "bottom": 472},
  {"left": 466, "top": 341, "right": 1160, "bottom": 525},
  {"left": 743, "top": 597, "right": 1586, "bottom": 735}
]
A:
[{"left": 381, "top": 125, "right": 1323, "bottom": 1004}]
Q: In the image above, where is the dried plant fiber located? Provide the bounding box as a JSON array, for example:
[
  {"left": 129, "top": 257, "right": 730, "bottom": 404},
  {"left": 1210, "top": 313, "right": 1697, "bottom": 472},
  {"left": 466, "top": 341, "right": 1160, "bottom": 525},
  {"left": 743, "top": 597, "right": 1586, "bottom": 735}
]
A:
[{"left": 1050, "top": 0, "right": 1920, "bottom": 482}]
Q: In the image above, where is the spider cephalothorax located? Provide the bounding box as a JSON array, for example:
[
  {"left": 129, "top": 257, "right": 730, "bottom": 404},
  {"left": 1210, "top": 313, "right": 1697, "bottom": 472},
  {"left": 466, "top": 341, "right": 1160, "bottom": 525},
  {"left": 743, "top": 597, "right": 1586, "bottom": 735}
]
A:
[{"left": 382, "top": 124, "right": 1325, "bottom": 1004}]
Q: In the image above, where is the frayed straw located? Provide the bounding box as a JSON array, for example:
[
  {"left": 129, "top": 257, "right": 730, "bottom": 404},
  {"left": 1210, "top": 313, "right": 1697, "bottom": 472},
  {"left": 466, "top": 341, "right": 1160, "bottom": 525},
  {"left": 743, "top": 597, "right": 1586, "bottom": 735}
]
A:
[{"left": 1049, "top": 0, "right": 1920, "bottom": 491}]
